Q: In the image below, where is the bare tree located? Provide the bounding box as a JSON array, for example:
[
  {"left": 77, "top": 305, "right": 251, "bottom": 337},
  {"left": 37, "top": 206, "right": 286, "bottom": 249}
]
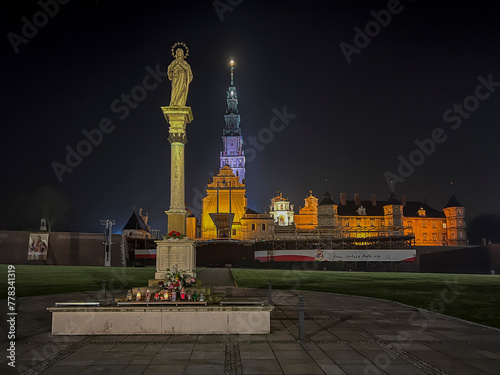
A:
[{"left": 34, "top": 186, "right": 70, "bottom": 232}]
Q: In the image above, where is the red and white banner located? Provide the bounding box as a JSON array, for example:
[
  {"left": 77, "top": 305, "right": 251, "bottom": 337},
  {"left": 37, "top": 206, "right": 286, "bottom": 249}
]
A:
[
  {"left": 135, "top": 249, "right": 157, "bottom": 259},
  {"left": 255, "top": 249, "right": 416, "bottom": 262}
]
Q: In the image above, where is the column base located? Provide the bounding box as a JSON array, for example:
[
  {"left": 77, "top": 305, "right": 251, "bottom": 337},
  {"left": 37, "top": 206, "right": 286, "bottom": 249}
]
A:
[{"left": 155, "top": 238, "right": 196, "bottom": 278}]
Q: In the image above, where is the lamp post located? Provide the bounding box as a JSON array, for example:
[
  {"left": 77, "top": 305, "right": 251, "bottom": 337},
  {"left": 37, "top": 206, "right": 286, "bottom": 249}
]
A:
[{"left": 100, "top": 219, "right": 115, "bottom": 267}]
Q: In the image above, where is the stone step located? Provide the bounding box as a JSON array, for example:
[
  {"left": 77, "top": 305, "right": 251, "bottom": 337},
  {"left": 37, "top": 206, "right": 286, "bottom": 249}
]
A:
[{"left": 207, "top": 292, "right": 225, "bottom": 305}]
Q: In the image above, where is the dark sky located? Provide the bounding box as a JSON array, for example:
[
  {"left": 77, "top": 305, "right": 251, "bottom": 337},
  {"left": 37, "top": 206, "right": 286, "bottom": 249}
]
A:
[{"left": 2, "top": 0, "right": 500, "bottom": 234}]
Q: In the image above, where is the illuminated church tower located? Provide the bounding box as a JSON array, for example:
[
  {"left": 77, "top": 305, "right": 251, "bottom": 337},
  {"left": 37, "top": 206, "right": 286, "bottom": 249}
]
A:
[{"left": 220, "top": 60, "right": 245, "bottom": 183}]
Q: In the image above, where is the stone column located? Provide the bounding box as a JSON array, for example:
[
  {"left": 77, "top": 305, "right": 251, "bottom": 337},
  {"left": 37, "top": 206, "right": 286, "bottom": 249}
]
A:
[
  {"left": 161, "top": 106, "right": 193, "bottom": 235},
  {"left": 155, "top": 106, "right": 196, "bottom": 279}
]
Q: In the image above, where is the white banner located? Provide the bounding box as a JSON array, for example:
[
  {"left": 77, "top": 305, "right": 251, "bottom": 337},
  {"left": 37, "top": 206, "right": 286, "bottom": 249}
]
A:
[{"left": 255, "top": 249, "right": 416, "bottom": 262}]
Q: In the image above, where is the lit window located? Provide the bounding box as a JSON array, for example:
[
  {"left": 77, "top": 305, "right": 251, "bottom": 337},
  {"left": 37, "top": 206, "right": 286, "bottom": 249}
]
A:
[{"left": 443, "top": 223, "right": 447, "bottom": 229}]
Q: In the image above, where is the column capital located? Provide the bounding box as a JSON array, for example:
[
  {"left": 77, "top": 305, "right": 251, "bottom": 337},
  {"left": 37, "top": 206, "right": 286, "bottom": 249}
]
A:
[{"left": 161, "top": 106, "right": 194, "bottom": 127}]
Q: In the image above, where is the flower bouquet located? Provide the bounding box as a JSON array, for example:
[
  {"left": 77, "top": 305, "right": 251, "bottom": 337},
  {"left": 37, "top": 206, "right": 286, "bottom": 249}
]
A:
[{"left": 164, "top": 230, "right": 185, "bottom": 240}]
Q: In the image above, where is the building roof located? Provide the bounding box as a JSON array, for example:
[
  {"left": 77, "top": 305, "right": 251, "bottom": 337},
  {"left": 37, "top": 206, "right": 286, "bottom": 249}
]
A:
[
  {"left": 318, "top": 192, "right": 335, "bottom": 205},
  {"left": 336, "top": 200, "right": 446, "bottom": 218},
  {"left": 403, "top": 201, "right": 446, "bottom": 218},
  {"left": 387, "top": 192, "right": 401, "bottom": 205},
  {"left": 245, "top": 208, "right": 260, "bottom": 215},
  {"left": 123, "top": 211, "right": 150, "bottom": 232},
  {"left": 444, "top": 194, "right": 463, "bottom": 208}
]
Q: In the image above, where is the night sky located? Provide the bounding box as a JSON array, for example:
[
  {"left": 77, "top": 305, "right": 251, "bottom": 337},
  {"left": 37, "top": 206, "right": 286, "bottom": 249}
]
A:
[{"left": 2, "top": 0, "right": 500, "bottom": 234}]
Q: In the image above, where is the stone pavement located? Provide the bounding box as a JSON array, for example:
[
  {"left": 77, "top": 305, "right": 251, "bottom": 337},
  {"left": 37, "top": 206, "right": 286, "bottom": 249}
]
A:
[{"left": 1, "top": 286, "right": 499, "bottom": 375}]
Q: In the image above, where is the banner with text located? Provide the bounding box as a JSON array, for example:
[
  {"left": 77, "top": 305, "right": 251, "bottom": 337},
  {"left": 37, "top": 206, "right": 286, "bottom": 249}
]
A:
[{"left": 255, "top": 249, "right": 416, "bottom": 262}]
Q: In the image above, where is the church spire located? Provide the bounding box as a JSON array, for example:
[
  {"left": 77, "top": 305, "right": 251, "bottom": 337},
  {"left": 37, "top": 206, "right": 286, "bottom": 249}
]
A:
[
  {"left": 220, "top": 59, "right": 245, "bottom": 183},
  {"left": 230, "top": 59, "right": 235, "bottom": 85}
]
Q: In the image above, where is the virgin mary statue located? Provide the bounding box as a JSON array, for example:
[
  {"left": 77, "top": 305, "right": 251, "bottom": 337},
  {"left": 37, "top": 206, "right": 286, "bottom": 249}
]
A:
[{"left": 167, "top": 44, "right": 193, "bottom": 107}]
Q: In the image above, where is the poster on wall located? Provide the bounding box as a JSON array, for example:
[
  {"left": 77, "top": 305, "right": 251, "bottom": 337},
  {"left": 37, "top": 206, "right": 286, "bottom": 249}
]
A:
[{"left": 28, "top": 233, "right": 49, "bottom": 260}]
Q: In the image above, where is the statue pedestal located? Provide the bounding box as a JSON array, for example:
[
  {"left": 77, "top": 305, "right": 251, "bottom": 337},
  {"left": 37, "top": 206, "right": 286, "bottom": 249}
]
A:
[{"left": 155, "top": 238, "right": 196, "bottom": 279}]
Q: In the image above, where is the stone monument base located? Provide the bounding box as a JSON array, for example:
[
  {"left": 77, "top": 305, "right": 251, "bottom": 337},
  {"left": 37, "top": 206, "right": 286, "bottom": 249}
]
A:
[
  {"left": 47, "top": 305, "right": 273, "bottom": 335},
  {"left": 155, "top": 238, "right": 196, "bottom": 279}
]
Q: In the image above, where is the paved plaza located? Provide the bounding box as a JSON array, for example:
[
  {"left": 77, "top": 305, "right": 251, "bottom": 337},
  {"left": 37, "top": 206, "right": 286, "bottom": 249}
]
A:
[{"left": 1, "top": 270, "right": 499, "bottom": 375}]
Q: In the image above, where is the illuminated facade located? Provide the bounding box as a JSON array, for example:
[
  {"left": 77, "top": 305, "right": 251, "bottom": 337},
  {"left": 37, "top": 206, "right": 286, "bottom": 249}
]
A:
[
  {"left": 201, "top": 166, "right": 246, "bottom": 239},
  {"left": 219, "top": 60, "right": 245, "bottom": 183},
  {"left": 293, "top": 191, "right": 318, "bottom": 230},
  {"left": 291, "top": 191, "right": 466, "bottom": 246},
  {"left": 240, "top": 208, "right": 275, "bottom": 240},
  {"left": 269, "top": 192, "right": 294, "bottom": 226}
]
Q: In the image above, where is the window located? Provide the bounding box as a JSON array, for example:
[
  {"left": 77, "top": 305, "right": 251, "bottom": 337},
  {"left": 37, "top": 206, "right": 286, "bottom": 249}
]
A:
[
  {"left": 262, "top": 224, "right": 266, "bottom": 231},
  {"left": 433, "top": 234, "right": 437, "bottom": 241},
  {"left": 432, "top": 221, "right": 436, "bottom": 228},
  {"left": 251, "top": 224, "right": 256, "bottom": 231},
  {"left": 442, "top": 235, "right": 446, "bottom": 241},
  {"left": 422, "top": 221, "right": 427, "bottom": 228},
  {"left": 451, "top": 221, "right": 455, "bottom": 226},
  {"left": 443, "top": 222, "right": 447, "bottom": 229},
  {"left": 232, "top": 229, "right": 236, "bottom": 236},
  {"left": 370, "top": 220, "right": 375, "bottom": 227},
  {"left": 345, "top": 219, "right": 350, "bottom": 226},
  {"left": 407, "top": 221, "right": 412, "bottom": 227},
  {"left": 423, "top": 233, "right": 427, "bottom": 241},
  {"left": 356, "top": 220, "right": 361, "bottom": 227}
]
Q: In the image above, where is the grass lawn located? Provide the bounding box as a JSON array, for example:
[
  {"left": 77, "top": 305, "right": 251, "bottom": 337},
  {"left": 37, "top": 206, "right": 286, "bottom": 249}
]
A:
[
  {"left": 0, "top": 265, "right": 156, "bottom": 298},
  {"left": 231, "top": 268, "right": 500, "bottom": 329}
]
